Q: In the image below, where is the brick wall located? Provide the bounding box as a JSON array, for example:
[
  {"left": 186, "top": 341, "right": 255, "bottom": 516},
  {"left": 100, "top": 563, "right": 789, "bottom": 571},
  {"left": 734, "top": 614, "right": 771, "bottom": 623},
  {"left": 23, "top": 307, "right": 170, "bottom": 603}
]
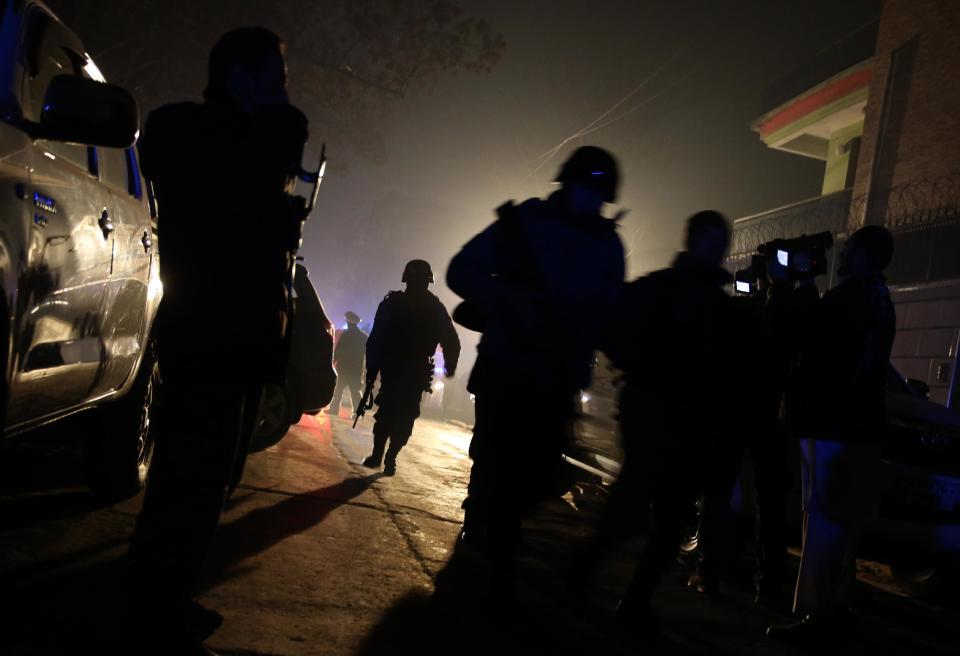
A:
[{"left": 852, "top": 0, "right": 960, "bottom": 226}]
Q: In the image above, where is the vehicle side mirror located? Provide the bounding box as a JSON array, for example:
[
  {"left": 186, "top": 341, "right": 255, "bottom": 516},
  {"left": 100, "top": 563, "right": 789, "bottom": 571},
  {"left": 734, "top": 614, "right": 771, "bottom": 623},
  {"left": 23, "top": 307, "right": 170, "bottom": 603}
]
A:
[
  {"left": 907, "top": 378, "right": 931, "bottom": 399},
  {"left": 34, "top": 75, "right": 139, "bottom": 148}
]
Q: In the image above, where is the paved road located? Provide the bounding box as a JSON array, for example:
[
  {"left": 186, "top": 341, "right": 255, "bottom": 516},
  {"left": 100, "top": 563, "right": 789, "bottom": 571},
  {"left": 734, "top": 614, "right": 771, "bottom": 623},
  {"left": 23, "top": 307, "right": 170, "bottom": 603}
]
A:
[{"left": 1, "top": 412, "right": 958, "bottom": 655}]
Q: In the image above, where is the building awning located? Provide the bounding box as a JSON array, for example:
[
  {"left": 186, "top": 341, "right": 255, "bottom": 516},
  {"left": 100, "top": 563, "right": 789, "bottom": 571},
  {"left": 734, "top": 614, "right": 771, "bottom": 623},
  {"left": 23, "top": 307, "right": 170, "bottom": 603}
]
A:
[{"left": 753, "top": 61, "right": 873, "bottom": 160}]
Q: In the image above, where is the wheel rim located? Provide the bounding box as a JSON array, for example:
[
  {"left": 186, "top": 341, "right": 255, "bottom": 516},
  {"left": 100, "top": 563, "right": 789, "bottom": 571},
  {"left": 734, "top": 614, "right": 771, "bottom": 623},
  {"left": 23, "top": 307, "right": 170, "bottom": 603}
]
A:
[{"left": 136, "top": 364, "right": 158, "bottom": 478}]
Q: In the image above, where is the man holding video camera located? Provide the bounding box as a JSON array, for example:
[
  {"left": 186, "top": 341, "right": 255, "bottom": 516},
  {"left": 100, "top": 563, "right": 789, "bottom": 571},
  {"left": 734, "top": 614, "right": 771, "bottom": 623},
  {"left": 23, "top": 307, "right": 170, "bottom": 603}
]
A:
[
  {"left": 695, "top": 236, "right": 823, "bottom": 606},
  {"left": 768, "top": 225, "right": 896, "bottom": 643}
]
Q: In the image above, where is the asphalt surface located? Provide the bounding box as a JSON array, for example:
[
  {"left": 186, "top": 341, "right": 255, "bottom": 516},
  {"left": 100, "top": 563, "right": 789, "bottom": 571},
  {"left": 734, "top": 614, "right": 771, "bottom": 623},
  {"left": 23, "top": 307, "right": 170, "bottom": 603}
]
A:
[{"left": 1, "top": 411, "right": 959, "bottom": 655}]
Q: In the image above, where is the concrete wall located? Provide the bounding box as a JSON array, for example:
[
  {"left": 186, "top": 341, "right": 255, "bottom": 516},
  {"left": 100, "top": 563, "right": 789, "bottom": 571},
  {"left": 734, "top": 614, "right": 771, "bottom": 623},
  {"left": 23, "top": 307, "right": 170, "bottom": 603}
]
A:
[
  {"left": 822, "top": 120, "right": 863, "bottom": 195},
  {"left": 890, "top": 281, "right": 960, "bottom": 406},
  {"left": 853, "top": 0, "right": 960, "bottom": 226}
]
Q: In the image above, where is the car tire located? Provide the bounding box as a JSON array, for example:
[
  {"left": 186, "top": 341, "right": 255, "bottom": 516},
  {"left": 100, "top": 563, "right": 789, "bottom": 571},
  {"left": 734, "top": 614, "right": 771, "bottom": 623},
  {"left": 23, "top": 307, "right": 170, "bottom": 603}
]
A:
[
  {"left": 82, "top": 342, "right": 159, "bottom": 500},
  {"left": 250, "top": 382, "right": 294, "bottom": 452}
]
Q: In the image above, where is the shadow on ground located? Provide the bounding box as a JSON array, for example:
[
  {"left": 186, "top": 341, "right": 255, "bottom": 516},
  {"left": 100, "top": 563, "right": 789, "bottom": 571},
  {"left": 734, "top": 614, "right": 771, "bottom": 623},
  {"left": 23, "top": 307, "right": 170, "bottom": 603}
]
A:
[
  {"left": 356, "top": 482, "right": 960, "bottom": 656},
  {"left": 204, "top": 475, "right": 378, "bottom": 587}
]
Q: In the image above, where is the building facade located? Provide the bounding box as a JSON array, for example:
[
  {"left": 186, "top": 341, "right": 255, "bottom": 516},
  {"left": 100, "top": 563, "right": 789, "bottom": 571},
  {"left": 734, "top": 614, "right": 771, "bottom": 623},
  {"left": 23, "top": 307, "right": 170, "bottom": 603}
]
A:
[{"left": 732, "top": 0, "right": 960, "bottom": 406}]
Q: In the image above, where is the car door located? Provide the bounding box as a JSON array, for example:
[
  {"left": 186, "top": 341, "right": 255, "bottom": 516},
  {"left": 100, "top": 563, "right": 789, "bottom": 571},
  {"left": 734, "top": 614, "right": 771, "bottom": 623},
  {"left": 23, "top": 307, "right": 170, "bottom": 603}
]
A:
[
  {"left": 5, "top": 7, "right": 115, "bottom": 425},
  {"left": 93, "top": 144, "right": 153, "bottom": 396}
]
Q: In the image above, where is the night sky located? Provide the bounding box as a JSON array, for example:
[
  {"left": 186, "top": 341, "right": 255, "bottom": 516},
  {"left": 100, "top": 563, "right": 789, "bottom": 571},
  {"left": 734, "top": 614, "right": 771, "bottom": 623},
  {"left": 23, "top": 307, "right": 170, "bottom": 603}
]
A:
[{"left": 302, "top": 0, "right": 880, "bottom": 336}]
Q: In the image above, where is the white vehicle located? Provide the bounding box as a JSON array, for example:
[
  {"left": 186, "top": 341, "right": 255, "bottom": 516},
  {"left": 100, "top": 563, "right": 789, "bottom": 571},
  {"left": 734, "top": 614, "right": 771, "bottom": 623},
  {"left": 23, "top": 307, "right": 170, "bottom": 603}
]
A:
[{"left": 0, "top": 1, "right": 161, "bottom": 497}]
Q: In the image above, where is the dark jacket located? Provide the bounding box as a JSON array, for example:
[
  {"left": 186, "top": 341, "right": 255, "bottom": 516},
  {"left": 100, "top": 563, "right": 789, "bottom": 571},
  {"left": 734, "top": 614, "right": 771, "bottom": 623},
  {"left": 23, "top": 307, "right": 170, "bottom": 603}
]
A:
[
  {"left": 447, "top": 191, "right": 625, "bottom": 394},
  {"left": 140, "top": 99, "right": 308, "bottom": 361},
  {"left": 366, "top": 290, "right": 460, "bottom": 383},
  {"left": 738, "top": 282, "right": 821, "bottom": 407},
  {"left": 786, "top": 273, "right": 896, "bottom": 443},
  {"left": 610, "top": 252, "right": 733, "bottom": 434},
  {"left": 334, "top": 325, "right": 367, "bottom": 377}
]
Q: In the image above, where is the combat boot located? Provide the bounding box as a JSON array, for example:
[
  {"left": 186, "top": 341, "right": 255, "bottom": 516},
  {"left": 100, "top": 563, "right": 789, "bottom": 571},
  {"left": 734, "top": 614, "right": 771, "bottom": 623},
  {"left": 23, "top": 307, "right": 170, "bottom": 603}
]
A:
[
  {"left": 382, "top": 445, "right": 401, "bottom": 476},
  {"left": 382, "top": 455, "right": 397, "bottom": 476},
  {"left": 363, "top": 434, "right": 388, "bottom": 468}
]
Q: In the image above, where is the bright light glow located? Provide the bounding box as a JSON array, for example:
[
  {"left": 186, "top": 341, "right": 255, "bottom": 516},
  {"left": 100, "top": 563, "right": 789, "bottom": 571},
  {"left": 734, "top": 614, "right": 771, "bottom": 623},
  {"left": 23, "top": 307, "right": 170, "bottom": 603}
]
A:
[
  {"left": 83, "top": 54, "right": 107, "bottom": 82},
  {"left": 777, "top": 249, "right": 789, "bottom": 267},
  {"left": 433, "top": 381, "right": 444, "bottom": 392},
  {"left": 736, "top": 281, "right": 751, "bottom": 293},
  {"left": 43, "top": 152, "right": 56, "bottom": 160},
  {"left": 469, "top": 394, "right": 475, "bottom": 403},
  {"left": 581, "top": 393, "right": 591, "bottom": 404},
  {"left": 147, "top": 271, "right": 164, "bottom": 302}
]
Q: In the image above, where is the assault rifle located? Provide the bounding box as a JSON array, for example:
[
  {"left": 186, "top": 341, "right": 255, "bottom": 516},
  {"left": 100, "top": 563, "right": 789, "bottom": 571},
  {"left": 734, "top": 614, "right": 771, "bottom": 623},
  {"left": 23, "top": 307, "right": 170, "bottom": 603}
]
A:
[{"left": 353, "top": 379, "right": 376, "bottom": 428}]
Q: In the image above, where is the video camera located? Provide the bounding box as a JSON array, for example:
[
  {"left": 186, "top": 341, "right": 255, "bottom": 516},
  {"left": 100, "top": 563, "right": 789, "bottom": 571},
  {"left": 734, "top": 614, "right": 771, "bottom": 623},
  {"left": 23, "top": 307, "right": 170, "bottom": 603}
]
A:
[{"left": 734, "top": 231, "right": 834, "bottom": 294}]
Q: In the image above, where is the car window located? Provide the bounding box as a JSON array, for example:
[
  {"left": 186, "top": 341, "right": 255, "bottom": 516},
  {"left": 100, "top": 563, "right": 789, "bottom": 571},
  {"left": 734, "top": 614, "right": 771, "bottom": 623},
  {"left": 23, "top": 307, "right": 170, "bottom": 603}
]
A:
[
  {"left": 127, "top": 147, "right": 144, "bottom": 199},
  {"left": 23, "top": 9, "right": 82, "bottom": 120},
  {"left": 23, "top": 8, "right": 93, "bottom": 171},
  {"left": 98, "top": 146, "right": 129, "bottom": 192}
]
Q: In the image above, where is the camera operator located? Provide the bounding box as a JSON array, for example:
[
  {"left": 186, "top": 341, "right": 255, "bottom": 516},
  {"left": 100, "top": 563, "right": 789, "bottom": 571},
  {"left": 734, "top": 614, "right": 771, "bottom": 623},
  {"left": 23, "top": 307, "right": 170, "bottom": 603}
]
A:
[
  {"left": 694, "top": 247, "right": 819, "bottom": 608},
  {"left": 768, "top": 226, "right": 896, "bottom": 644}
]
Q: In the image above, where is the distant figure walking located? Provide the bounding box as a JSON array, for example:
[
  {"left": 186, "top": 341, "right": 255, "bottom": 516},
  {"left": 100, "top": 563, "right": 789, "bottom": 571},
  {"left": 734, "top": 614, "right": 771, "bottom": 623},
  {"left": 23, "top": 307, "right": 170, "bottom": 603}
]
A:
[
  {"left": 362, "top": 260, "right": 460, "bottom": 476},
  {"left": 447, "top": 146, "right": 625, "bottom": 598},
  {"left": 329, "top": 311, "right": 367, "bottom": 416}
]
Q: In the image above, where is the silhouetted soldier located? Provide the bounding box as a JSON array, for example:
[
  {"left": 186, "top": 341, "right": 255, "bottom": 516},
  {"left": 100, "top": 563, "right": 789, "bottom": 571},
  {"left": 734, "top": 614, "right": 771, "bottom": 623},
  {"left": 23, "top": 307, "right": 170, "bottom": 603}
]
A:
[
  {"left": 132, "top": 28, "right": 310, "bottom": 654},
  {"left": 447, "top": 146, "right": 625, "bottom": 596},
  {"left": 362, "top": 260, "right": 460, "bottom": 476},
  {"left": 769, "top": 226, "right": 896, "bottom": 644},
  {"left": 606, "top": 210, "right": 733, "bottom": 637},
  {"left": 329, "top": 311, "right": 367, "bottom": 416}
]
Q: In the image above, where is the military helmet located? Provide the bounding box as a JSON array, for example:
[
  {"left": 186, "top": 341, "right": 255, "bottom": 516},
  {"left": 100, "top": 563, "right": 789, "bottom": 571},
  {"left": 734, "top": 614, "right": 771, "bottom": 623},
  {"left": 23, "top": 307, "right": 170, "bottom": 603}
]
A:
[
  {"left": 554, "top": 146, "right": 620, "bottom": 203},
  {"left": 345, "top": 311, "right": 361, "bottom": 324},
  {"left": 402, "top": 259, "right": 434, "bottom": 284}
]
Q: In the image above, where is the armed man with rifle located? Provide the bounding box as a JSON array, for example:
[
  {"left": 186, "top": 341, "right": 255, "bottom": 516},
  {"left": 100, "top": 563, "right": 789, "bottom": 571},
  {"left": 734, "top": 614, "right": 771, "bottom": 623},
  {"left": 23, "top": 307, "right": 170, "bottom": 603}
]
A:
[
  {"left": 357, "top": 260, "right": 460, "bottom": 476},
  {"left": 131, "top": 28, "right": 320, "bottom": 655},
  {"left": 446, "top": 146, "right": 626, "bottom": 601}
]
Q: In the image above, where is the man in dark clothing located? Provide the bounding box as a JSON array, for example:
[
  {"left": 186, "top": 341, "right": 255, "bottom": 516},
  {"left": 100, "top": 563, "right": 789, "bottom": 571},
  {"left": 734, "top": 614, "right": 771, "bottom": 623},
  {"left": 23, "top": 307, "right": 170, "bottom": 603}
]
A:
[
  {"left": 329, "top": 311, "right": 367, "bottom": 416},
  {"left": 606, "top": 210, "right": 733, "bottom": 634},
  {"left": 130, "top": 28, "right": 310, "bottom": 654},
  {"left": 694, "top": 262, "right": 819, "bottom": 607},
  {"left": 768, "top": 226, "right": 896, "bottom": 643},
  {"left": 447, "top": 146, "right": 625, "bottom": 591},
  {"left": 362, "top": 260, "right": 460, "bottom": 476}
]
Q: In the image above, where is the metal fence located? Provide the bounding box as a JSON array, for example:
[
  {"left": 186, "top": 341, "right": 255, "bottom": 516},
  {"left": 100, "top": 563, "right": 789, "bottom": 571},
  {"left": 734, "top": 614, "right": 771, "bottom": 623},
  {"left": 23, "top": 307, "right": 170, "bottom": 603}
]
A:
[
  {"left": 729, "top": 190, "right": 853, "bottom": 259},
  {"left": 862, "top": 173, "right": 960, "bottom": 229},
  {"left": 731, "top": 173, "right": 960, "bottom": 259},
  {"left": 729, "top": 174, "right": 960, "bottom": 287}
]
